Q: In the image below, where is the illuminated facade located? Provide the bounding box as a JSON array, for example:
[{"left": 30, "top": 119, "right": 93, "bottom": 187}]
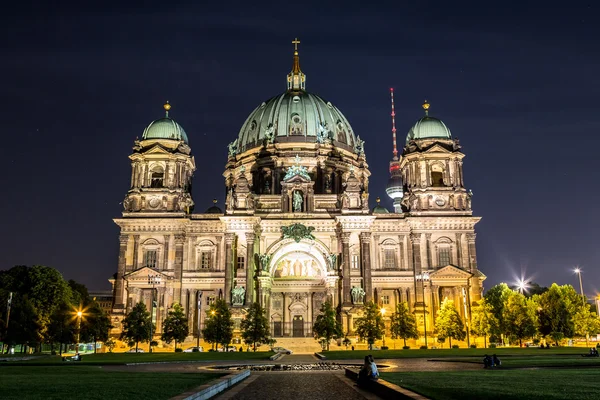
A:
[{"left": 110, "top": 41, "right": 485, "bottom": 349}]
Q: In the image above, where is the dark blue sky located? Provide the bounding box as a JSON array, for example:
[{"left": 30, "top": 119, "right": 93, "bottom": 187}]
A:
[{"left": 1, "top": 1, "right": 598, "bottom": 296}]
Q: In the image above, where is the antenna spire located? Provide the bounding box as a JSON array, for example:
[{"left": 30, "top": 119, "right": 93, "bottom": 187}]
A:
[{"left": 390, "top": 88, "right": 398, "bottom": 160}]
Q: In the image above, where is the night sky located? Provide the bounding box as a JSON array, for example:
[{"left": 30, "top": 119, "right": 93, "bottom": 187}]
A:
[{"left": 2, "top": 1, "right": 599, "bottom": 296}]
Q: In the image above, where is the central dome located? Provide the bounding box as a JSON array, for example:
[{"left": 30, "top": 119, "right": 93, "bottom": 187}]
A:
[{"left": 236, "top": 91, "right": 356, "bottom": 153}]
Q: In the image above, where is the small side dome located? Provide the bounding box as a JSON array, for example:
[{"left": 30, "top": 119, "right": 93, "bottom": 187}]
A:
[
  {"left": 205, "top": 199, "right": 223, "bottom": 214},
  {"left": 372, "top": 197, "right": 389, "bottom": 214},
  {"left": 406, "top": 101, "right": 451, "bottom": 143},
  {"left": 141, "top": 102, "right": 189, "bottom": 143}
]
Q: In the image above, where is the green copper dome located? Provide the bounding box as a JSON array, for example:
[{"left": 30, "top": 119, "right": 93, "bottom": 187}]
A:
[
  {"left": 141, "top": 102, "right": 189, "bottom": 143},
  {"left": 405, "top": 101, "right": 451, "bottom": 143},
  {"left": 235, "top": 43, "right": 358, "bottom": 154},
  {"left": 236, "top": 91, "right": 357, "bottom": 153}
]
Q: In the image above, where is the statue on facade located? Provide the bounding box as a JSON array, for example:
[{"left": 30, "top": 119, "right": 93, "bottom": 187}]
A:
[
  {"left": 231, "top": 284, "right": 245, "bottom": 306},
  {"left": 293, "top": 191, "right": 303, "bottom": 212},
  {"left": 258, "top": 253, "right": 271, "bottom": 272},
  {"left": 327, "top": 253, "right": 338, "bottom": 272},
  {"left": 281, "top": 223, "right": 315, "bottom": 243},
  {"left": 283, "top": 155, "right": 311, "bottom": 181},
  {"left": 351, "top": 286, "right": 366, "bottom": 304},
  {"left": 354, "top": 136, "right": 365, "bottom": 157},
  {"left": 316, "top": 123, "right": 328, "bottom": 144},
  {"left": 227, "top": 139, "right": 238, "bottom": 157},
  {"left": 123, "top": 196, "right": 133, "bottom": 211},
  {"left": 264, "top": 124, "right": 275, "bottom": 144}
]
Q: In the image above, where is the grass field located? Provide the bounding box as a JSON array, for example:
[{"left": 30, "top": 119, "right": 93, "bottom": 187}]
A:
[
  {"left": 0, "top": 366, "right": 224, "bottom": 400},
  {"left": 382, "top": 369, "right": 600, "bottom": 400},
  {"left": 321, "top": 347, "right": 586, "bottom": 360},
  {"left": 0, "top": 351, "right": 274, "bottom": 366}
]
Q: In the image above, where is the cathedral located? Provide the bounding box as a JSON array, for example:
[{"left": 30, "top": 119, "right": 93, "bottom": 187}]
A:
[{"left": 110, "top": 40, "right": 485, "bottom": 350}]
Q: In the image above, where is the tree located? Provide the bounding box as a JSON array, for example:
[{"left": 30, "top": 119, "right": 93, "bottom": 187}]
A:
[
  {"left": 312, "top": 301, "right": 343, "bottom": 351},
  {"left": 3, "top": 295, "right": 41, "bottom": 352},
  {"left": 354, "top": 302, "right": 384, "bottom": 350},
  {"left": 484, "top": 283, "right": 512, "bottom": 343},
  {"left": 537, "top": 284, "right": 575, "bottom": 345},
  {"left": 470, "top": 299, "right": 496, "bottom": 348},
  {"left": 241, "top": 302, "right": 270, "bottom": 352},
  {"left": 503, "top": 291, "right": 537, "bottom": 346},
  {"left": 120, "top": 302, "right": 153, "bottom": 351},
  {"left": 80, "top": 302, "right": 112, "bottom": 353},
  {"left": 46, "top": 302, "right": 76, "bottom": 355},
  {"left": 434, "top": 299, "right": 465, "bottom": 348},
  {"left": 161, "top": 303, "right": 189, "bottom": 351},
  {"left": 202, "top": 299, "right": 233, "bottom": 351},
  {"left": 573, "top": 303, "right": 600, "bottom": 347},
  {"left": 389, "top": 302, "right": 418, "bottom": 347}
]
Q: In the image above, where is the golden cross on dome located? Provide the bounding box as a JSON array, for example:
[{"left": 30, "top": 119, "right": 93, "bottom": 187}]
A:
[{"left": 292, "top": 38, "right": 301, "bottom": 52}]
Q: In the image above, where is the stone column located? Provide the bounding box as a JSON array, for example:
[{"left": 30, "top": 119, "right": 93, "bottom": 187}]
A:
[
  {"left": 424, "top": 233, "right": 432, "bottom": 270},
  {"left": 113, "top": 234, "right": 129, "bottom": 310},
  {"left": 163, "top": 234, "right": 170, "bottom": 270},
  {"left": 340, "top": 232, "right": 351, "bottom": 305},
  {"left": 173, "top": 234, "right": 185, "bottom": 303},
  {"left": 411, "top": 233, "right": 424, "bottom": 304},
  {"left": 466, "top": 233, "right": 482, "bottom": 301},
  {"left": 224, "top": 233, "right": 235, "bottom": 305},
  {"left": 245, "top": 232, "right": 255, "bottom": 305},
  {"left": 359, "top": 232, "right": 372, "bottom": 302},
  {"left": 132, "top": 234, "right": 140, "bottom": 271}
]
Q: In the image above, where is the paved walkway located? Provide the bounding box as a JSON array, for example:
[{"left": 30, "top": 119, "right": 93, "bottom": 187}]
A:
[{"left": 213, "top": 372, "right": 381, "bottom": 400}]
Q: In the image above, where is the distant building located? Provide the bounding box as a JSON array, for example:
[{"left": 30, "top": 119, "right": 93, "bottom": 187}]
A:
[
  {"left": 89, "top": 291, "right": 113, "bottom": 315},
  {"left": 109, "top": 41, "right": 485, "bottom": 349}
]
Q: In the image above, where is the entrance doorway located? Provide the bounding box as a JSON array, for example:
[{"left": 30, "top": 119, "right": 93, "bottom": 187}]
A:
[{"left": 293, "top": 315, "right": 304, "bottom": 337}]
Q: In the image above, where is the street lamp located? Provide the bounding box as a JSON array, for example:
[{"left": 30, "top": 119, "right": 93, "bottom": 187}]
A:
[
  {"left": 380, "top": 308, "right": 386, "bottom": 348},
  {"left": 574, "top": 268, "right": 585, "bottom": 303},
  {"left": 148, "top": 274, "right": 162, "bottom": 353},
  {"left": 416, "top": 272, "right": 430, "bottom": 348},
  {"left": 75, "top": 310, "right": 83, "bottom": 354},
  {"left": 517, "top": 280, "right": 527, "bottom": 295}
]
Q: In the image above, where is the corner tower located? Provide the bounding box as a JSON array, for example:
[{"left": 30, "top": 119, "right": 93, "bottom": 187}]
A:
[
  {"left": 399, "top": 101, "right": 471, "bottom": 214},
  {"left": 122, "top": 102, "right": 196, "bottom": 214}
]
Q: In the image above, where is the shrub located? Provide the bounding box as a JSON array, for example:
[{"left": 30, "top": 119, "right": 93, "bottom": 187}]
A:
[
  {"left": 381, "top": 346, "right": 389, "bottom": 350},
  {"left": 403, "top": 346, "right": 410, "bottom": 350},
  {"left": 490, "top": 344, "right": 497, "bottom": 348},
  {"left": 420, "top": 345, "right": 428, "bottom": 349},
  {"left": 175, "top": 348, "right": 183, "bottom": 353},
  {"left": 452, "top": 345, "right": 459, "bottom": 349},
  {"left": 470, "top": 344, "right": 477, "bottom": 348}
]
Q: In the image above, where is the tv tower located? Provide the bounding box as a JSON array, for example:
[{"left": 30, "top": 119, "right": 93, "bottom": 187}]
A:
[{"left": 385, "top": 88, "right": 404, "bottom": 212}]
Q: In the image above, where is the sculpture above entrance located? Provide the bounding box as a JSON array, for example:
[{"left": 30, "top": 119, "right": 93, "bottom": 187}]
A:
[
  {"left": 281, "top": 223, "right": 315, "bottom": 243},
  {"left": 273, "top": 251, "right": 323, "bottom": 279}
]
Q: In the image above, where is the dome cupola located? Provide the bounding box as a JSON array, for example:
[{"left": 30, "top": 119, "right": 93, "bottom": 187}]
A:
[
  {"left": 142, "top": 102, "right": 189, "bottom": 143},
  {"left": 406, "top": 101, "right": 451, "bottom": 143}
]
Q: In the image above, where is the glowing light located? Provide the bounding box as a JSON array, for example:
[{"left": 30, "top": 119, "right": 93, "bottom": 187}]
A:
[
  {"left": 77, "top": 311, "right": 83, "bottom": 317},
  {"left": 380, "top": 308, "right": 386, "bottom": 316},
  {"left": 574, "top": 267, "right": 581, "bottom": 274}
]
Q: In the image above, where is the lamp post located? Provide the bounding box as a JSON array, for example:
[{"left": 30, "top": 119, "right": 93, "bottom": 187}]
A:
[
  {"left": 417, "top": 272, "right": 430, "bottom": 348},
  {"left": 211, "top": 310, "right": 217, "bottom": 351},
  {"left": 148, "top": 274, "right": 161, "bottom": 353},
  {"left": 574, "top": 268, "right": 585, "bottom": 304},
  {"left": 197, "top": 290, "right": 203, "bottom": 348},
  {"left": 380, "top": 308, "right": 386, "bottom": 348},
  {"left": 75, "top": 310, "right": 83, "bottom": 354}
]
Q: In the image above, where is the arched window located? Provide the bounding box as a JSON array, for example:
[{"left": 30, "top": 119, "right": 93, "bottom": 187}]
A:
[
  {"left": 435, "top": 237, "right": 453, "bottom": 267},
  {"left": 150, "top": 166, "right": 164, "bottom": 188},
  {"left": 141, "top": 238, "right": 161, "bottom": 269},
  {"left": 336, "top": 121, "right": 347, "bottom": 144},
  {"left": 380, "top": 239, "right": 399, "bottom": 270},
  {"left": 196, "top": 240, "right": 216, "bottom": 271},
  {"left": 431, "top": 163, "right": 445, "bottom": 187}
]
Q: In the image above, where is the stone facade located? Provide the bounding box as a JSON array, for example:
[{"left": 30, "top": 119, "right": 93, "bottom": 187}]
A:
[{"left": 109, "top": 45, "right": 485, "bottom": 348}]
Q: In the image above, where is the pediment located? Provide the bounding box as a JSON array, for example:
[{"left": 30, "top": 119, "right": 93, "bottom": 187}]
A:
[
  {"left": 423, "top": 144, "right": 452, "bottom": 154},
  {"left": 428, "top": 264, "right": 473, "bottom": 279},
  {"left": 124, "top": 267, "right": 168, "bottom": 282},
  {"left": 144, "top": 145, "right": 172, "bottom": 155},
  {"left": 283, "top": 174, "right": 312, "bottom": 183}
]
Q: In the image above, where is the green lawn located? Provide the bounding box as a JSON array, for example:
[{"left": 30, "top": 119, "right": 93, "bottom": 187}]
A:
[
  {"left": 321, "top": 347, "right": 584, "bottom": 360},
  {"left": 0, "top": 366, "right": 224, "bottom": 400},
  {"left": 0, "top": 351, "right": 273, "bottom": 366},
  {"left": 433, "top": 355, "right": 600, "bottom": 368},
  {"left": 381, "top": 369, "right": 600, "bottom": 400}
]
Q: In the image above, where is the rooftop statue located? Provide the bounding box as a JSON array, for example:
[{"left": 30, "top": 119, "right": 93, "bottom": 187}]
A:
[
  {"left": 283, "top": 155, "right": 311, "bottom": 181},
  {"left": 354, "top": 136, "right": 365, "bottom": 156},
  {"left": 264, "top": 124, "right": 275, "bottom": 144},
  {"left": 227, "top": 139, "right": 238, "bottom": 157}
]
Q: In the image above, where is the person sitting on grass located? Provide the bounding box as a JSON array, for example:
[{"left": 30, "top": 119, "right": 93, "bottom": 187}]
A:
[
  {"left": 368, "top": 355, "right": 379, "bottom": 380},
  {"left": 492, "top": 354, "right": 501, "bottom": 367},
  {"left": 483, "top": 354, "right": 492, "bottom": 368}
]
